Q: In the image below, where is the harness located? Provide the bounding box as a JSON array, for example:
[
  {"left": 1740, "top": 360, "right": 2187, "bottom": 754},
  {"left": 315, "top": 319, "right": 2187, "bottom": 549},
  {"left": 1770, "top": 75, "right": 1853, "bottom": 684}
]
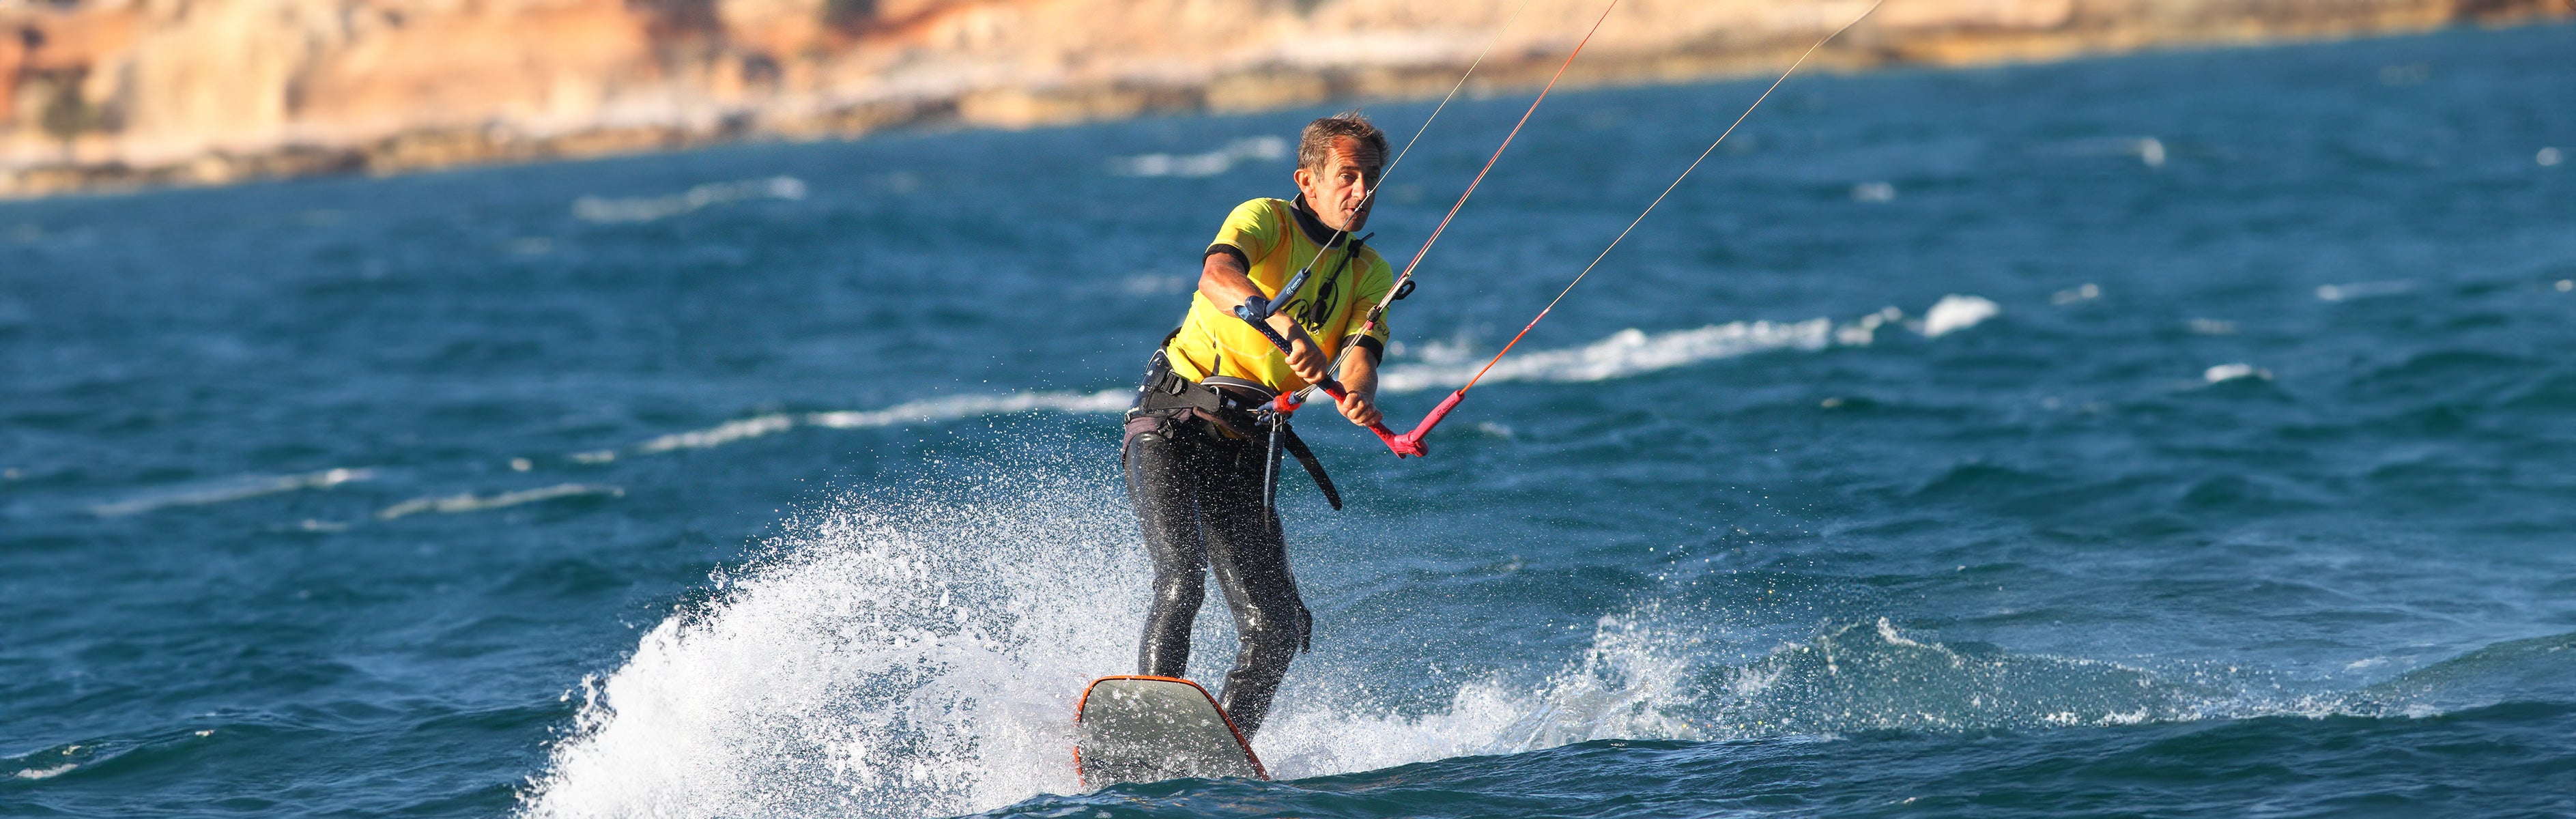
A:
[{"left": 1126, "top": 350, "right": 1343, "bottom": 511}]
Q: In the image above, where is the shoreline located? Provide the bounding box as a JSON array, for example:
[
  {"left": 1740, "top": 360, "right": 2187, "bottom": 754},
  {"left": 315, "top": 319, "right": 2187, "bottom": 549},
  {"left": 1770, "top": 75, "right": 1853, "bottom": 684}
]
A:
[{"left": 0, "top": 1, "right": 2565, "bottom": 201}]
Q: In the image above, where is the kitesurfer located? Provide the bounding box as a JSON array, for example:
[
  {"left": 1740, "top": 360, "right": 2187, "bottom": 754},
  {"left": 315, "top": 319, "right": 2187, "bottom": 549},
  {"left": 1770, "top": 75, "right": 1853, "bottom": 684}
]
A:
[{"left": 1122, "top": 111, "right": 1396, "bottom": 737}]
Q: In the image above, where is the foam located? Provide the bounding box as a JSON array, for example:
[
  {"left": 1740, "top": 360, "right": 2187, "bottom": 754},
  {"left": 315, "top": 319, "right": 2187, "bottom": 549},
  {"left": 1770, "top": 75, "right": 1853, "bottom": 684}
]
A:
[
  {"left": 803, "top": 391, "right": 1132, "bottom": 430},
  {"left": 1378, "top": 319, "right": 1837, "bottom": 393},
  {"left": 1252, "top": 606, "right": 1706, "bottom": 778},
  {"left": 2315, "top": 280, "right": 2414, "bottom": 302},
  {"left": 12, "top": 764, "right": 75, "bottom": 780},
  {"left": 2203, "top": 363, "right": 2272, "bottom": 384},
  {"left": 376, "top": 483, "right": 624, "bottom": 520},
  {"left": 1919, "top": 294, "right": 2000, "bottom": 339},
  {"left": 2054, "top": 136, "right": 2166, "bottom": 167},
  {"left": 89, "top": 467, "right": 373, "bottom": 517},
  {"left": 627, "top": 390, "right": 1133, "bottom": 455},
  {"left": 571, "top": 176, "right": 807, "bottom": 224},
  {"left": 520, "top": 474, "right": 1144, "bottom": 818},
  {"left": 1375, "top": 297, "right": 1989, "bottom": 394}
]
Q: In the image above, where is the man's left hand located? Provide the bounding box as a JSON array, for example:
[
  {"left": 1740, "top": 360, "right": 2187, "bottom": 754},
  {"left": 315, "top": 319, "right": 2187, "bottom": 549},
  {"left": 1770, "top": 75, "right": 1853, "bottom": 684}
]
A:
[{"left": 1336, "top": 390, "right": 1382, "bottom": 427}]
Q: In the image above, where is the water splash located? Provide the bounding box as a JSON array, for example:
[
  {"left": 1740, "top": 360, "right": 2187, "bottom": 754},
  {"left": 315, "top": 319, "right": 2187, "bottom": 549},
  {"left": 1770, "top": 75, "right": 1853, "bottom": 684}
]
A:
[
  {"left": 520, "top": 472, "right": 1144, "bottom": 818},
  {"left": 519, "top": 467, "right": 2576, "bottom": 819}
]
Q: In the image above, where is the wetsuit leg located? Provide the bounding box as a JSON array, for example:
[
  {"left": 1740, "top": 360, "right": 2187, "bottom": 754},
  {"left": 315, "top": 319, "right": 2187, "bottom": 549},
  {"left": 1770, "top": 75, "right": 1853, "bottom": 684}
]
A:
[
  {"left": 1198, "top": 435, "right": 1311, "bottom": 738},
  {"left": 1125, "top": 422, "right": 1209, "bottom": 678}
]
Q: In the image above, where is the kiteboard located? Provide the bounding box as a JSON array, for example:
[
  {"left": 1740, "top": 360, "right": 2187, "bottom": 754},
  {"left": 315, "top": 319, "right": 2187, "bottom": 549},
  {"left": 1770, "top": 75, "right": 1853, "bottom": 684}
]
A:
[{"left": 1074, "top": 675, "right": 1267, "bottom": 787}]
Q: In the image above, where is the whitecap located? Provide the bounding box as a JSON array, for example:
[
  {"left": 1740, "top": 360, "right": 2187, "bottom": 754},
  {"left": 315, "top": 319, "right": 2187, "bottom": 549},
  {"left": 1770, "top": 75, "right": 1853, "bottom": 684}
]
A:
[
  {"left": 376, "top": 483, "right": 623, "bottom": 520},
  {"left": 618, "top": 390, "right": 1132, "bottom": 457},
  {"left": 1106, "top": 136, "right": 1289, "bottom": 178},
  {"left": 13, "top": 764, "right": 74, "bottom": 780},
  {"left": 2203, "top": 362, "right": 2273, "bottom": 384},
  {"left": 636, "top": 414, "right": 800, "bottom": 453},
  {"left": 803, "top": 390, "right": 1130, "bottom": 429},
  {"left": 1378, "top": 298, "right": 1991, "bottom": 393},
  {"left": 1920, "top": 294, "right": 1999, "bottom": 339},
  {"left": 2315, "top": 280, "right": 2413, "bottom": 302},
  {"left": 89, "top": 467, "right": 373, "bottom": 517},
  {"left": 1379, "top": 319, "right": 1837, "bottom": 392},
  {"left": 571, "top": 176, "right": 806, "bottom": 224}
]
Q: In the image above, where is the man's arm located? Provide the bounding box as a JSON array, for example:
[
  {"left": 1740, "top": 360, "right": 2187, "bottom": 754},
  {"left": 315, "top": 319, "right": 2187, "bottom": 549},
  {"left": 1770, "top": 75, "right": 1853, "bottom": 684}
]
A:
[
  {"left": 1332, "top": 343, "right": 1384, "bottom": 427},
  {"left": 1200, "top": 252, "right": 1332, "bottom": 386}
]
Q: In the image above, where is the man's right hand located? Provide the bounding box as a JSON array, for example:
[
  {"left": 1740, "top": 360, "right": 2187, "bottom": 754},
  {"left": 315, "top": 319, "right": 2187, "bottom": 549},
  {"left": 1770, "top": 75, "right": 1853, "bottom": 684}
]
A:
[{"left": 1280, "top": 321, "right": 1330, "bottom": 386}]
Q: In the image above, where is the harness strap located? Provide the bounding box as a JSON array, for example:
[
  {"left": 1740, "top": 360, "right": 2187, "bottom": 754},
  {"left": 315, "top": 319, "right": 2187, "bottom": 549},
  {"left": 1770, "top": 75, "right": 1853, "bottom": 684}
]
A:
[
  {"left": 1276, "top": 424, "right": 1341, "bottom": 511},
  {"left": 1127, "top": 352, "right": 1344, "bottom": 511}
]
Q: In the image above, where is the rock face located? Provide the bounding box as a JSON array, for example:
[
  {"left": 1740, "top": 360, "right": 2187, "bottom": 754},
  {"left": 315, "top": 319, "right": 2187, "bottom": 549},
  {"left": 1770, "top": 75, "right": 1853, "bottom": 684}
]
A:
[{"left": 0, "top": 0, "right": 2562, "bottom": 197}]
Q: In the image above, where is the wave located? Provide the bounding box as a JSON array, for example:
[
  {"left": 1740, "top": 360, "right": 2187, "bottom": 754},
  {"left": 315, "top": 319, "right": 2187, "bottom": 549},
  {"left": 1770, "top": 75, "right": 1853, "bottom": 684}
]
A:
[
  {"left": 2203, "top": 362, "right": 2274, "bottom": 384},
  {"left": 2348, "top": 631, "right": 2576, "bottom": 717},
  {"left": 1920, "top": 294, "right": 2000, "bottom": 339},
  {"left": 2315, "top": 280, "right": 2414, "bottom": 302},
  {"left": 571, "top": 176, "right": 807, "bottom": 224},
  {"left": 376, "top": 483, "right": 623, "bottom": 520},
  {"left": 89, "top": 467, "right": 373, "bottom": 517},
  {"left": 1377, "top": 296, "right": 1990, "bottom": 393},
  {"left": 1104, "top": 136, "right": 1288, "bottom": 177},
  {"left": 617, "top": 390, "right": 1135, "bottom": 458}
]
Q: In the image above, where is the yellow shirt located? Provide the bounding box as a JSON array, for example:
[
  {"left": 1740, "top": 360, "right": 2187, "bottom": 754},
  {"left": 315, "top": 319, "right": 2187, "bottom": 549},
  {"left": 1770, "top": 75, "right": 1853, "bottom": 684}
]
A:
[{"left": 1164, "top": 197, "right": 1395, "bottom": 392}]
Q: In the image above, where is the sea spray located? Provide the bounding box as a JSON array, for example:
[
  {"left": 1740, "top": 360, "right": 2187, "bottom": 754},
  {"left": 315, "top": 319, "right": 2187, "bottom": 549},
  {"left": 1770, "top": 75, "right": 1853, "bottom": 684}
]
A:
[{"left": 520, "top": 472, "right": 1147, "bottom": 818}]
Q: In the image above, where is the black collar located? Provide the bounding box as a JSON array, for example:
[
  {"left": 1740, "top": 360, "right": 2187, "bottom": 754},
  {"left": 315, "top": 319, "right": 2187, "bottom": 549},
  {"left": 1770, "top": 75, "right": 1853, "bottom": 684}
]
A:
[{"left": 1287, "top": 195, "right": 1351, "bottom": 248}]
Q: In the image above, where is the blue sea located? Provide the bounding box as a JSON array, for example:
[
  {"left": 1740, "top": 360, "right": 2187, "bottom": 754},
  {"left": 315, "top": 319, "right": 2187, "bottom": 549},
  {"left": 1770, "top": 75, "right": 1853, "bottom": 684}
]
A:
[{"left": 7, "top": 21, "right": 2575, "bottom": 818}]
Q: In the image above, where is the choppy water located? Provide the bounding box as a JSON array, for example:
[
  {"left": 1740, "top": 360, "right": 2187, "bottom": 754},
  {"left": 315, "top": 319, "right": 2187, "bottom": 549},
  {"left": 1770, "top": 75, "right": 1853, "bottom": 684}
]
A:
[{"left": 7, "top": 22, "right": 2575, "bottom": 818}]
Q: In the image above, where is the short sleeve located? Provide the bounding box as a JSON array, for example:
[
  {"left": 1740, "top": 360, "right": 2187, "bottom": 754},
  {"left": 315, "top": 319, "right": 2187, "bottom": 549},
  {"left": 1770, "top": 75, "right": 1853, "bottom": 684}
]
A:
[
  {"left": 1208, "top": 199, "right": 1285, "bottom": 266},
  {"left": 1348, "top": 255, "right": 1396, "bottom": 346}
]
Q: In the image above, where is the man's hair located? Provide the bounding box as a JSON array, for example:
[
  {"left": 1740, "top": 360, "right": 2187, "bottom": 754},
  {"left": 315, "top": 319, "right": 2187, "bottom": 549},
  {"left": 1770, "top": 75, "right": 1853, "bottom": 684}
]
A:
[{"left": 1298, "top": 111, "right": 1389, "bottom": 173}]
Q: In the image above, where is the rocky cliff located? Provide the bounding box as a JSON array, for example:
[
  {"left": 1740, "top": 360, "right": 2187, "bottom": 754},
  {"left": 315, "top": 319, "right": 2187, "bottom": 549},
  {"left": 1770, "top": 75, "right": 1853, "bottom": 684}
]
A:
[{"left": 0, "top": 0, "right": 2563, "bottom": 197}]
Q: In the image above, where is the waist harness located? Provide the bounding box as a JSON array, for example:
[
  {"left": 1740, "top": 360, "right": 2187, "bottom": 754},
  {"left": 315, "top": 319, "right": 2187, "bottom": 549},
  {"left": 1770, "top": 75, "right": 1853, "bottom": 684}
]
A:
[{"left": 1126, "top": 349, "right": 1344, "bottom": 511}]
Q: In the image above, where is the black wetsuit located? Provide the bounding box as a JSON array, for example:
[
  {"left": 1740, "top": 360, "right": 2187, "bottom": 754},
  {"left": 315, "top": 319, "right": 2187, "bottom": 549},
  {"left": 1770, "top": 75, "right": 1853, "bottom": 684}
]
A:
[{"left": 1121, "top": 371, "right": 1312, "bottom": 738}]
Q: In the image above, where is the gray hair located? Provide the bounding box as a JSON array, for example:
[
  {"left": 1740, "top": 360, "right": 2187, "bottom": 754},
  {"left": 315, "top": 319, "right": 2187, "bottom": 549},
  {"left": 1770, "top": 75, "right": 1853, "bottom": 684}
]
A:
[{"left": 1298, "top": 110, "right": 1389, "bottom": 173}]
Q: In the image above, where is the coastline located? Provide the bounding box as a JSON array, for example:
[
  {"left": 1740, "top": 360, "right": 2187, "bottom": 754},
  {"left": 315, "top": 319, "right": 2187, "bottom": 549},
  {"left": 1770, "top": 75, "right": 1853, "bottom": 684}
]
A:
[{"left": 0, "top": 0, "right": 2564, "bottom": 200}]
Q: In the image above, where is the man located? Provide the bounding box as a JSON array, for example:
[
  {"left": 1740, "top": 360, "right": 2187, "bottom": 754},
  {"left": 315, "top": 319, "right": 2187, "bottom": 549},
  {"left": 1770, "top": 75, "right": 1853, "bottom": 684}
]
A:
[{"left": 1121, "top": 111, "right": 1395, "bottom": 738}]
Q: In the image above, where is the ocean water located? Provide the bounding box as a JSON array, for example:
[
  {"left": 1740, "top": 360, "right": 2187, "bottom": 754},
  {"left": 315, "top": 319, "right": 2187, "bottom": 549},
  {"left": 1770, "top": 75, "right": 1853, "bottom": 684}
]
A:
[{"left": 6, "top": 21, "right": 2575, "bottom": 818}]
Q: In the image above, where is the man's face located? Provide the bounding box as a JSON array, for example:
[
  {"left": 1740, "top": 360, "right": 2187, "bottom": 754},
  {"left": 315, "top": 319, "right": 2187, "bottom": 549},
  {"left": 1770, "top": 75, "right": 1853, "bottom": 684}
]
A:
[{"left": 1294, "top": 135, "right": 1383, "bottom": 233}]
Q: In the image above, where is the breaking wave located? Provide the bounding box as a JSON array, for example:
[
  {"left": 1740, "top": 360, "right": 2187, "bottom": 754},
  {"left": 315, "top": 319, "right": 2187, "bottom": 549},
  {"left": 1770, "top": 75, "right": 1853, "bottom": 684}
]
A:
[{"left": 1377, "top": 295, "right": 1990, "bottom": 393}]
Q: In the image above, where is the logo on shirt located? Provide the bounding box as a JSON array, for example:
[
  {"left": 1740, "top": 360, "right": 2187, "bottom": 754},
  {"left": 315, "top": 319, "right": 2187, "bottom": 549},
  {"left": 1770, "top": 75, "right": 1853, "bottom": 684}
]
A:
[
  {"left": 1286, "top": 281, "right": 1338, "bottom": 336},
  {"left": 1283, "top": 246, "right": 1358, "bottom": 336}
]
